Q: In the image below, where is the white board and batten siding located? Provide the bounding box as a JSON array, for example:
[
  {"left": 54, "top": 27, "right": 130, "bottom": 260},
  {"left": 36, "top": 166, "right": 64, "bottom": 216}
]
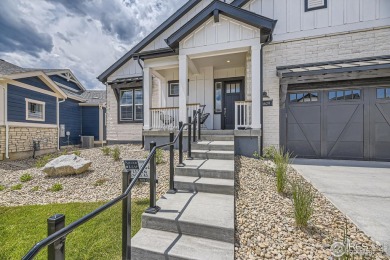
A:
[
  {"left": 181, "top": 15, "right": 261, "bottom": 51},
  {"left": 243, "top": 0, "right": 390, "bottom": 42}
]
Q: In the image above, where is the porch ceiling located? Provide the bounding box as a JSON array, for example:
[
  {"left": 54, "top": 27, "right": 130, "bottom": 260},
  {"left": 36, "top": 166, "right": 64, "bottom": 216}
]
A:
[{"left": 192, "top": 52, "right": 246, "bottom": 70}]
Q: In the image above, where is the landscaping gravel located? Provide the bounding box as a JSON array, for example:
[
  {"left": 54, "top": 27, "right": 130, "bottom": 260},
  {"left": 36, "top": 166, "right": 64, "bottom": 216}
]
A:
[
  {"left": 235, "top": 156, "right": 389, "bottom": 259},
  {"left": 0, "top": 145, "right": 175, "bottom": 206}
]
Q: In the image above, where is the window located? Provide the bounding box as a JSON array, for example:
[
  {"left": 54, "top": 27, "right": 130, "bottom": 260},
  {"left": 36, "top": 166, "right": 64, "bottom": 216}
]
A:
[
  {"left": 168, "top": 81, "right": 179, "bottom": 97},
  {"left": 305, "top": 0, "right": 327, "bottom": 12},
  {"left": 120, "top": 89, "right": 143, "bottom": 122},
  {"left": 225, "top": 83, "right": 241, "bottom": 94},
  {"left": 215, "top": 82, "right": 222, "bottom": 113},
  {"left": 289, "top": 92, "right": 318, "bottom": 103},
  {"left": 377, "top": 88, "right": 390, "bottom": 99},
  {"left": 25, "top": 98, "right": 45, "bottom": 121},
  {"left": 328, "top": 89, "right": 361, "bottom": 101}
]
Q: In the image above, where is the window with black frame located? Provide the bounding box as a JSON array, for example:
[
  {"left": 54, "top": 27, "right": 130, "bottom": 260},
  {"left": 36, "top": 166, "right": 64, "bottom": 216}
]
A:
[{"left": 120, "top": 88, "right": 143, "bottom": 122}]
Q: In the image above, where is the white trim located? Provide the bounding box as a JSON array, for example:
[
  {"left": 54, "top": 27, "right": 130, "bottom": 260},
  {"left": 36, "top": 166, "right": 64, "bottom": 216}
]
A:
[
  {"left": 53, "top": 81, "right": 87, "bottom": 103},
  {"left": 3, "top": 85, "right": 9, "bottom": 158},
  {"left": 25, "top": 98, "right": 45, "bottom": 122},
  {"left": 7, "top": 122, "right": 58, "bottom": 128},
  {"left": 78, "top": 103, "right": 101, "bottom": 107},
  {"left": 5, "top": 79, "right": 62, "bottom": 97},
  {"left": 99, "top": 105, "right": 103, "bottom": 142},
  {"left": 45, "top": 70, "right": 86, "bottom": 91},
  {"left": 6, "top": 71, "right": 67, "bottom": 98}
]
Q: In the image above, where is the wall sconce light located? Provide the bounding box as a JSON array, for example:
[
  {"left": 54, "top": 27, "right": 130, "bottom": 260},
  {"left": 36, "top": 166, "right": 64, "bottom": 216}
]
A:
[{"left": 263, "top": 91, "right": 269, "bottom": 98}]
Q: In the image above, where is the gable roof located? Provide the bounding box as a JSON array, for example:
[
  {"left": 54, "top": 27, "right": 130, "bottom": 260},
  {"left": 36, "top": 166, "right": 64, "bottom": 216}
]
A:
[
  {"left": 97, "top": 0, "right": 255, "bottom": 83},
  {"left": 0, "top": 59, "right": 32, "bottom": 76},
  {"left": 165, "top": 1, "right": 276, "bottom": 49}
]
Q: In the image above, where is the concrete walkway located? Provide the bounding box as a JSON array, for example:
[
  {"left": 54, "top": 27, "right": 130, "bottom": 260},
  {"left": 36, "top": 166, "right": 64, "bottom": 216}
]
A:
[{"left": 292, "top": 159, "right": 390, "bottom": 255}]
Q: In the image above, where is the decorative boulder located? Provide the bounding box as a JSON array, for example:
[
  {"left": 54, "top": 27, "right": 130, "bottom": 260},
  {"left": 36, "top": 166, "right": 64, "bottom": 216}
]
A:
[{"left": 42, "top": 154, "right": 92, "bottom": 176}]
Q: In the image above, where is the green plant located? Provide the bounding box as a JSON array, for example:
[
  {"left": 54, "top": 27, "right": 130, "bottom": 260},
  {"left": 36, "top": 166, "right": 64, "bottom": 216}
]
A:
[
  {"left": 31, "top": 186, "right": 40, "bottom": 192},
  {"left": 35, "top": 154, "right": 54, "bottom": 168},
  {"left": 61, "top": 149, "right": 68, "bottom": 156},
  {"left": 20, "top": 173, "right": 33, "bottom": 182},
  {"left": 155, "top": 148, "right": 164, "bottom": 164},
  {"left": 73, "top": 150, "right": 81, "bottom": 156},
  {"left": 291, "top": 181, "right": 314, "bottom": 227},
  {"left": 273, "top": 148, "right": 291, "bottom": 194},
  {"left": 253, "top": 151, "right": 261, "bottom": 159},
  {"left": 94, "top": 178, "right": 109, "bottom": 187},
  {"left": 112, "top": 146, "right": 120, "bottom": 161},
  {"left": 0, "top": 185, "right": 5, "bottom": 191},
  {"left": 11, "top": 184, "right": 23, "bottom": 191},
  {"left": 262, "top": 146, "right": 278, "bottom": 160},
  {"left": 102, "top": 146, "right": 111, "bottom": 156},
  {"left": 48, "top": 183, "right": 63, "bottom": 192}
]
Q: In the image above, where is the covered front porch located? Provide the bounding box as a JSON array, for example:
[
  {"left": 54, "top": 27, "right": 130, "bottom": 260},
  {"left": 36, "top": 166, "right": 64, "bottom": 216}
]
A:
[{"left": 142, "top": 47, "right": 261, "bottom": 131}]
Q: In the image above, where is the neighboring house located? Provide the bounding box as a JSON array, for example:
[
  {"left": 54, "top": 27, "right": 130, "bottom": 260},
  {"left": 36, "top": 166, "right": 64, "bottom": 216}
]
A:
[
  {"left": 98, "top": 0, "right": 390, "bottom": 160},
  {"left": 0, "top": 60, "right": 106, "bottom": 160}
]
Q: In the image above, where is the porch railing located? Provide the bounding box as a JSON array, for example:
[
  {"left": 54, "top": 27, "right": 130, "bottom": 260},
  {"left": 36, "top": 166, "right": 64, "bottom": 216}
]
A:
[
  {"left": 235, "top": 101, "right": 252, "bottom": 129},
  {"left": 151, "top": 103, "right": 200, "bottom": 130}
]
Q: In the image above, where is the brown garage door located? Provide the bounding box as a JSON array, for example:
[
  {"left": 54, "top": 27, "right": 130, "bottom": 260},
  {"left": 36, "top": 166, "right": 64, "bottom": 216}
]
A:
[{"left": 286, "top": 87, "right": 390, "bottom": 161}]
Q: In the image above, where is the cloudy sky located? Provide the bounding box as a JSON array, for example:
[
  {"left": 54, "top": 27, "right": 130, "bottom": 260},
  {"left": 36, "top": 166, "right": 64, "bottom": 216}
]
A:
[{"left": 0, "top": 0, "right": 182, "bottom": 89}]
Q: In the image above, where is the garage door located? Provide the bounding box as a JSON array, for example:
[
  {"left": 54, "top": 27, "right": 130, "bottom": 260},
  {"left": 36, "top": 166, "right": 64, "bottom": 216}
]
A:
[{"left": 286, "top": 87, "right": 390, "bottom": 161}]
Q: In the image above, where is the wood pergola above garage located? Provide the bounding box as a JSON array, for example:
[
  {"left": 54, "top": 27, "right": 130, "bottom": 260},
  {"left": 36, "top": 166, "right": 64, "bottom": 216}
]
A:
[{"left": 277, "top": 55, "right": 390, "bottom": 85}]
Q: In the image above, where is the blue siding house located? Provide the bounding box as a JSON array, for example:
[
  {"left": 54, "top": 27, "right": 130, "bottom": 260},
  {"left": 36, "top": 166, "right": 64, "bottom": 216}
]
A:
[{"left": 0, "top": 59, "right": 106, "bottom": 160}]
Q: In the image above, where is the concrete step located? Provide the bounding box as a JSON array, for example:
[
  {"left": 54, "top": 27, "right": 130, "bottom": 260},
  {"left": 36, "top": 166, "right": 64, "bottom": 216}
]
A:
[
  {"left": 175, "top": 159, "right": 234, "bottom": 180},
  {"left": 131, "top": 228, "right": 234, "bottom": 260},
  {"left": 200, "top": 130, "right": 234, "bottom": 135},
  {"left": 174, "top": 176, "right": 234, "bottom": 195},
  {"left": 192, "top": 141, "right": 234, "bottom": 151},
  {"left": 200, "top": 135, "right": 234, "bottom": 141},
  {"left": 141, "top": 191, "right": 234, "bottom": 243},
  {"left": 192, "top": 150, "right": 234, "bottom": 160}
]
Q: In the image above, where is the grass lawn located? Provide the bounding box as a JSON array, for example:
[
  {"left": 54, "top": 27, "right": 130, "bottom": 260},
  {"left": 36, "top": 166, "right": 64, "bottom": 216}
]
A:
[{"left": 0, "top": 199, "right": 149, "bottom": 260}]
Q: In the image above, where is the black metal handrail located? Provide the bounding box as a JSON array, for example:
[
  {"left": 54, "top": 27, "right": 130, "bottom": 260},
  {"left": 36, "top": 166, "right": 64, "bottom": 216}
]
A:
[{"left": 22, "top": 111, "right": 200, "bottom": 260}]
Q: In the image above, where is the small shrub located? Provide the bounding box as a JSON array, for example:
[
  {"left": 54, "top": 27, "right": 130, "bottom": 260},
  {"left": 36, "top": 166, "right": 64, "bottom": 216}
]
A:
[
  {"left": 35, "top": 154, "right": 54, "bottom": 168},
  {"left": 31, "top": 186, "right": 40, "bottom": 192},
  {"left": 0, "top": 185, "right": 5, "bottom": 191},
  {"left": 102, "top": 146, "right": 111, "bottom": 156},
  {"left": 73, "top": 150, "right": 81, "bottom": 156},
  {"left": 155, "top": 148, "right": 164, "bottom": 164},
  {"left": 292, "top": 181, "right": 314, "bottom": 227},
  {"left": 262, "top": 146, "right": 277, "bottom": 160},
  {"left": 11, "top": 184, "right": 23, "bottom": 191},
  {"left": 48, "top": 183, "right": 63, "bottom": 192},
  {"left": 94, "top": 178, "right": 109, "bottom": 187},
  {"left": 112, "top": 146, "right": 120, "bottom": 161},
  {"left": 20, "top": 173, "right": 33, "bottom": 182},
  {"left": 273, "top": 148, "right": 292, "bottom": 194},
  {"left": 253, "top": 151, "right": 261, "bottom": 159},
  {"left": 61, "top": 149, "right": 68, "bottom": 156}
]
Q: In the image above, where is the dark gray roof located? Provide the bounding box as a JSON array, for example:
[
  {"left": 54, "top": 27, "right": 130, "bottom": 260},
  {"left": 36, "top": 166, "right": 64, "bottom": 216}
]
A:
[
  {"left": 97, "top": 0, "right": 257, "bottom": 83},
  {"left": 80, "top": 90, "right": 106, "bottom": 104}
]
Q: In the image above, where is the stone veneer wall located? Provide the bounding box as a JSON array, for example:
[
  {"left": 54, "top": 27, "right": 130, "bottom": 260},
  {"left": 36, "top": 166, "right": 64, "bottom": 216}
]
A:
[
  {"left": 7, "top": 126, "right": 58, "bottom": 160},
  {"left": 0, "top": 126, "right": 5, "bottom": 160},
  {"left": 262, "top": 27, "right": 390, "bottom": 148}
]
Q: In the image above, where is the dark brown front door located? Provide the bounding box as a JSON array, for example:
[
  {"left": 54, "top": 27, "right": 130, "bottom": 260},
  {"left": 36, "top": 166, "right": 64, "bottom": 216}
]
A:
[{"left": 223, "top": 81, "right": 244, "bottom": 129}]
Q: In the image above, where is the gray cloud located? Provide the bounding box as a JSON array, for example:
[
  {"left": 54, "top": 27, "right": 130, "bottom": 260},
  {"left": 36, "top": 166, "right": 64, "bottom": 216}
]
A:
[
  {"left": 0, "top": 0, "right": 182, "bottom": 89},
  {"left": 0, "top": 0, "right": 53, "bottom": 57}
]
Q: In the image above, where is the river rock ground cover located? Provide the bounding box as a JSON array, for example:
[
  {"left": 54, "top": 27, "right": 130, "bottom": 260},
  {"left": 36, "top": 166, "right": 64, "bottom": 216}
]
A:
[
  {"left": 0, "top": 145, "right": 174, "bottom": 206},
  {"left": 235, "top": 156, "right": 389, "bottom": 260}
]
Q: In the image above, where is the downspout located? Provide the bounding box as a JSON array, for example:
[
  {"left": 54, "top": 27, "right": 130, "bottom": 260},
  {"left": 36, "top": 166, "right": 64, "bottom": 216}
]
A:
[
  {"left": 260, "top": 33, "right": 274, "bottom": 157},
  {"left": 57, "top": 98, "right": 66, "bottom": 150},
  {"left": 136, "top": 56, "right": 145, "bottom": 149}
]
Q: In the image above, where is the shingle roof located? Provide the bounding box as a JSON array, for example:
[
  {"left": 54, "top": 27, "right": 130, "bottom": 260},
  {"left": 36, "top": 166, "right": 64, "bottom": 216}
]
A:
[
  {"left": 0, "top": 59, "right": 32, "bottom": 76},
  {"left": 80, "top": 90, "right": 106, "bottom": 104}
]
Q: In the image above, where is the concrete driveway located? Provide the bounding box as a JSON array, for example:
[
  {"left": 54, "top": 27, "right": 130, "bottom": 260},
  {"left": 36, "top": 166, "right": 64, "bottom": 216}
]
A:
[{"left": 292, "top": 159, "right": 390, "bottom": 255}]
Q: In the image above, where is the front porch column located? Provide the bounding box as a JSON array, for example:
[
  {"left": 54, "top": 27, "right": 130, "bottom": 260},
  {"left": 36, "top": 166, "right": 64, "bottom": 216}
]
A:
[
  {"left": 143, "top": 67, "right": 152, "bottom": 130},
  {"left": 179, "top": 54, "right": 188, "bottom": 123},
  {"left": 251, "top": 44, "right": 261, "bottom": 129}
]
